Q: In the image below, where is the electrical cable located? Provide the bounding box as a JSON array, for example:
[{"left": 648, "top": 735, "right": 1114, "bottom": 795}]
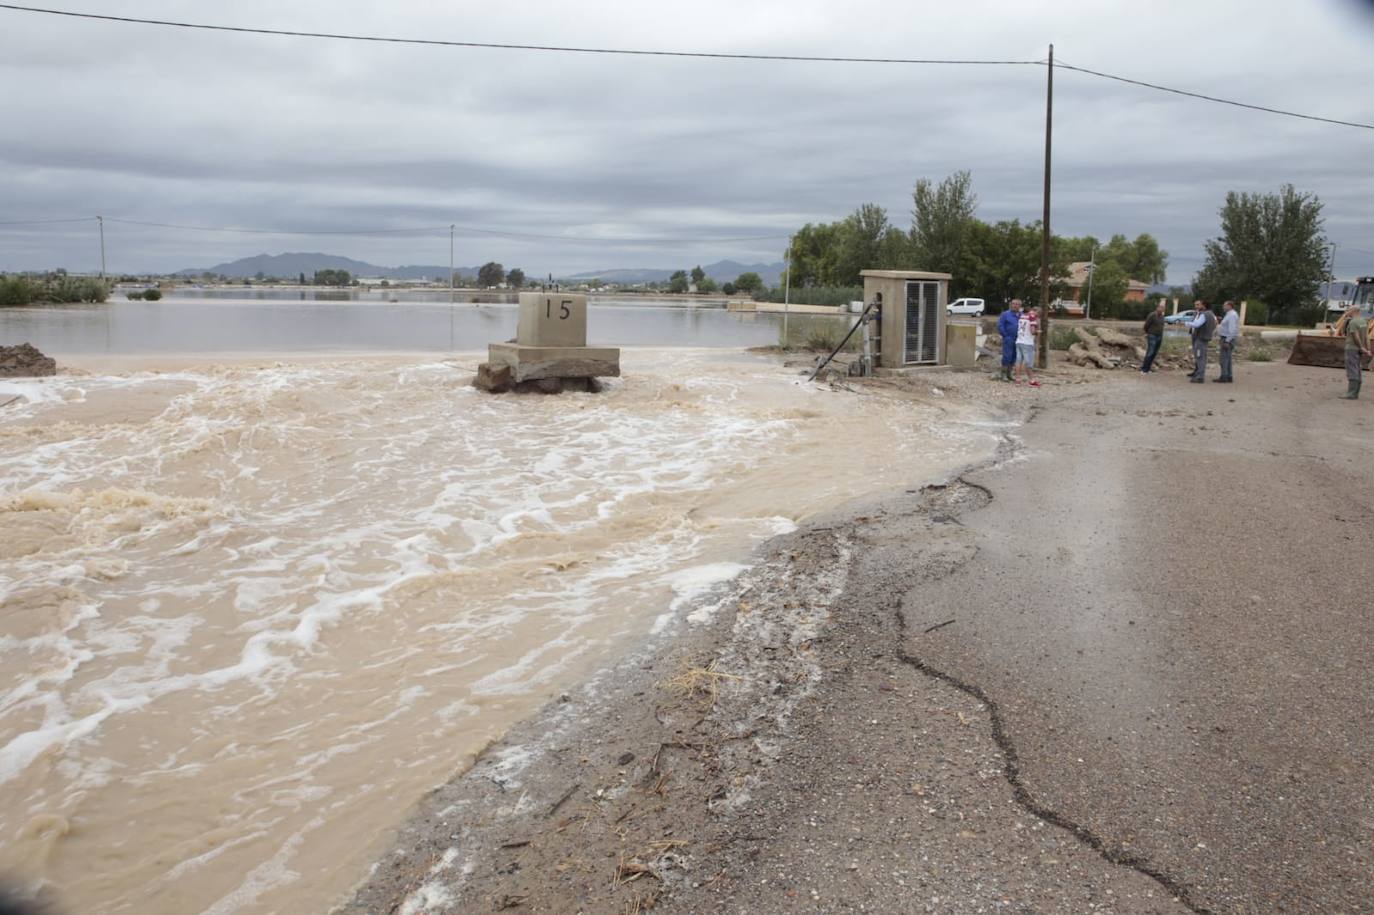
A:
[
  {"left": 102, "top": 217, "right": 789, "bottom": 244},
  {"left": 0, "top": 4, "right": 1040, "bottom": 66},
  {"left": 0, "top": 216, "right": 98, "bottom": 226},
  {"left": 1055, "top": 59, "right": 1374, "bottom": 132},
  {"left": 1, "top": 4, "right": 1369, "bottom": 131}
]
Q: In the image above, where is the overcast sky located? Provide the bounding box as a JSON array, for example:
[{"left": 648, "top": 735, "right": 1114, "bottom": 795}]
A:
[{"left": 2, "top": 0, "right": 1372, "bottom": 282}]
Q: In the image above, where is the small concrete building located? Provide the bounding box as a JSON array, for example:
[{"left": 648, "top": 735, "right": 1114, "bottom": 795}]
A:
[{"left": 860, "top": 270, "right": 952, "bottom": 368}]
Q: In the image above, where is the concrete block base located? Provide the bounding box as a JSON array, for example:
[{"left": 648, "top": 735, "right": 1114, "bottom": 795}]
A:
[{"left": 473, "top": 342, "right": 620, "bottom": 394}]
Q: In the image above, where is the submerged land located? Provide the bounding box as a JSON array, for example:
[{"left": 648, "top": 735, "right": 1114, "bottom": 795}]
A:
[{"left": 346, "top": 358, "right": 1373, "bottom": 914}]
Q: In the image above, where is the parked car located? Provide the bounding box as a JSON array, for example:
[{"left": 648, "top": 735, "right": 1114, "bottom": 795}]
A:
[{"left": 947, "top": 297, "right": 985, "bottom": 316}]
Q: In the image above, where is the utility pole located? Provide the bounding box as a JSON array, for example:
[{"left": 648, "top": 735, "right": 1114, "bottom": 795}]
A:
[
  {"left": 1036, "top": 44, "right": 1053, "bottom": 369},
  {"left": 449, "top": 224, "right": 455, "bottom": 305},
  {"left": 782, "top": 240, "right": 792, "bottom": 349},
  {"left": 97, "top": 215, "right": 106, "bottom": 279},
  {"left": 1084, "top": 243, "right": 1096, "bottom": 320},
  {"left": 1327, "top": 242, "right": 1338, "bottom": 305}
]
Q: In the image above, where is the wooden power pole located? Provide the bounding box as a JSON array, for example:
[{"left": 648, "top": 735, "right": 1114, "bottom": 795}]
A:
[{"left": 1037, "top": 44, "right": 1053, "bottom": 369}]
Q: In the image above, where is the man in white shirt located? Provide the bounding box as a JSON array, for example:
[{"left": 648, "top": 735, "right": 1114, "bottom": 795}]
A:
[{"left": 1216, "top": 301, "right": 1240, "bottom": 383}]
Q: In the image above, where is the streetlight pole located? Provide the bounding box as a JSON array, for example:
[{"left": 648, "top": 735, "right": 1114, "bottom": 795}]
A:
[
  {"left": 1084, "top": 243, "right": 1096, "bottom": 320},
  {"left": 783, "top": 240, "right": 792, "bottom": 349}
]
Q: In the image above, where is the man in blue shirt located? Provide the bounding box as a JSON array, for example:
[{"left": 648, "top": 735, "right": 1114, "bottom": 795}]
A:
[
  {"left": 996, "top": 299, "right": 1022, "bottom": 382},
  {"left": 1186, "top": 300, "right": 1218, "bottom": 383},
  {"left": 1216, "top": 300, "right": 1240, "bottom": 382}
]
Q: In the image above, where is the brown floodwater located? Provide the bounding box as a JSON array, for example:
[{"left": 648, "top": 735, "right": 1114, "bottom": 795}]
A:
[{"left": 0, "top": 350, "right": 1004, "bottom": 914}]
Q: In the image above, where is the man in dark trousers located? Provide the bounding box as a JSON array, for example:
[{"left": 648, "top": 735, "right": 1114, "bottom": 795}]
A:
[
  {"left": 1340, "top": 305, "right": 1370, "bottom": 400},
  {"left": 1140, "top": 301, "right": 1165, "bottom": 374},
  {"left": 1216, "top": 300, "right": 1240, "bottom": 382},
  {"left": 996, "top": 299, "right": 1022, "bottom": 382},
  {"left": 1184, "top": 300, "right": 1217, "bottom": 383}
]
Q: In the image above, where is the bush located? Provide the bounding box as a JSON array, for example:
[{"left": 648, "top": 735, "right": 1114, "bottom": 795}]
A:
[
  {"left": 780, "top": 314, "right": 858, "bottom": 352},
  {"left": 1, "top": 274, "right": 109, "bottom": 305},
  {"left": 0, "top": 275, "right": 38, "bottom": 306},
  {"left": 759, "top": 286, "right": 862, "bottom": 307}
]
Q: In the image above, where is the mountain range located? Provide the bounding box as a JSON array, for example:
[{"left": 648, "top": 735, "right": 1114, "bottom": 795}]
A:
[
  {"left": 178, "top": 252, "right": 460, "bottom": 281},
  {"left": 179, "top": 253, "right": 787, "bottom": 287}
]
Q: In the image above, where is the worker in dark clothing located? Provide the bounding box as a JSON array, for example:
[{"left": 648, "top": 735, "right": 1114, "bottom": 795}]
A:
[
  {"left": 996, "top": 299, "right": 1022, "bottom": 382},
  {"left": 1141, "top": 302, "right": 1165, "bottom": 374},
  {"left": 1185, "top": 300, "right": 1217, "bottom": 383}
]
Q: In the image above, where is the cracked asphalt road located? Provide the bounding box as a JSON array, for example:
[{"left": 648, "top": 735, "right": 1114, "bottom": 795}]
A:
[{"left": 910, "top": 363, "right": 1374, "bottom": 912}]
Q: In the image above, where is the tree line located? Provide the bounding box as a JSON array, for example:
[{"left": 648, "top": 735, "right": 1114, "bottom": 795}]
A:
[
  {"left": 787, "top": 170, "right": 1331, "bottom": 324},
  {"left": 786, "top": 171, "right": 1168, "bottom": 313}
]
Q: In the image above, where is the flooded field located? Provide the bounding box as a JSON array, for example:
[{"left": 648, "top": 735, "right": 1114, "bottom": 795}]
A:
[{"left": 0, "top": 350, "right": 1004, "bottom": 913}]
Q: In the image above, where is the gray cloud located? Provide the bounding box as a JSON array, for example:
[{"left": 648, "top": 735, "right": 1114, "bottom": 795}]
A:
[{"left": 1, "top": 0, "right": 1372, "bottom": 280}]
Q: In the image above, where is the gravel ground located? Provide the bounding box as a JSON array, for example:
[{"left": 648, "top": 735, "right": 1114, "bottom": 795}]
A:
[{"left": 341, "top": 357, "right": 1371, "bottom": 914}]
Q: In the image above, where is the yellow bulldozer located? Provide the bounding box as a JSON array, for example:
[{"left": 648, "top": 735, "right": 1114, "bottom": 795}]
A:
[{"left": 1288, "top": 275, "right": 1374, "bottom": 368}]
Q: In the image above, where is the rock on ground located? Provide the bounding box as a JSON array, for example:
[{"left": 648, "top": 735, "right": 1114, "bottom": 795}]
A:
[{"left": 0, "top": 343, "right": 56, "bottom": 378}]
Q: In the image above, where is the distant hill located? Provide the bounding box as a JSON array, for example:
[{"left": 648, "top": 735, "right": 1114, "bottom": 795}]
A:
[
  {"left": 179, "top": 253, "right": 787, "bottom": 287},
  {"left": 179, "top": 252, "right": 472, "bottom": 280},
  {"left": 564, "top": 260, "right": 786, "bottom": 287}
]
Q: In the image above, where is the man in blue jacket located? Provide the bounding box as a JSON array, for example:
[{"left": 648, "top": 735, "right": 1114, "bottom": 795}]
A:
[{"left": 996, "top": 299, "right": 1022, "bottom": 381}]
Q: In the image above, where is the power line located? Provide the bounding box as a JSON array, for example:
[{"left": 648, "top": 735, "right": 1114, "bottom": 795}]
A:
[
  {"left": 0, "top": 4, "right": 1039, "bottom": 66},
  {"left": 101, "top": 217, "right": 790, "bottom": 245},
  {"left": 0, "top": 216, "right": 98, "bottom": 226},
  {"left": 3, "top": 4, "right": 1369, "bottom": 132},
  {"left": 1056, "top": 60, "right": 1374, "bottom": 132}
]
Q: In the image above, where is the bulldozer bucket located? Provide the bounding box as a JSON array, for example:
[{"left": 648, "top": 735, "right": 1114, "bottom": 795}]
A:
[{"left": 1288, "top": 332, "right": 1371, "bottom": 369}]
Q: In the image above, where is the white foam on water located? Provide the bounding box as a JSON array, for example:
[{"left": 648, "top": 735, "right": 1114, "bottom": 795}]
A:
[{"left": 0, "top": 353, "right": 1001, "bottom": 914}]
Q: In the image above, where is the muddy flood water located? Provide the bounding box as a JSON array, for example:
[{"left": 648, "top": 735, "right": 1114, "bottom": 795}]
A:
[{"left": 0, "top": 350, "right": 1005, "bottom": 913}]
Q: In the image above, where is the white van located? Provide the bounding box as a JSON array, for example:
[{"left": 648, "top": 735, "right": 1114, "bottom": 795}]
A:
[{"left": 947, "top": 297, "right": 985, "bottom": 316}]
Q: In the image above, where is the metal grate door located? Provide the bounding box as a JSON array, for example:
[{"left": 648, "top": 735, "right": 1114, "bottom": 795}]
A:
[{"left": 904, "top": 281, "right": 940, "bottom": 364}]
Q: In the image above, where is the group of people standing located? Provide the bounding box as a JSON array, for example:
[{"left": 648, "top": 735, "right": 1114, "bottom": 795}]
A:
[
  {"left": 1140, "top": 299, "right": 1241, "bottom": 382},
  {"left": 994, "top": 296, "right": 1371, "bottom": 399},
  {"left": 996, "top": 299, "right": 1042, "bottom": 387}
]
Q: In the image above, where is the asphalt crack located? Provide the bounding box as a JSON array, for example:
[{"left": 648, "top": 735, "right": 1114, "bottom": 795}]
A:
[{"left": 890, "top": 471, "right": 1214, "bottom": 914}]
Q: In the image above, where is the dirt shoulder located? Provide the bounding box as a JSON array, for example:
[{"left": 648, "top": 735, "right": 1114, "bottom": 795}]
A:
[{"left": 342, "top": 357, "right": 1369, "bottom": 914}]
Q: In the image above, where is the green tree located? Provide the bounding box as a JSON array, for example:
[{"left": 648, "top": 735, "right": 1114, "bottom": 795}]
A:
[
  {"left": 833, "top": 203, "right": 891, "bottom": 286},
  {"left": 507, "top": 268, "right": 525, "bottom": 289},
  {"left": 787, "top": 222, "right": 843, "bottom": 287},
  {"left": 910, "top": 169, "right": 978, "bottom": 273},
  {"left": 1122, "top": 233, "right": 1168, "bottom": 284},
  {"left": 1085, "top": 261, "right": 1128, "bottom": 314},
  {"left": 478, "top": 262, "right": 505, "bottom": 287},
  {"left": 877, "top": 227, "right": 914, "bottom": 270},
  {"left": 313, "top": 269, "right": 351, "bottom": 286},
  {"left": 1194, "top": 184, "right": 1327, "bottom": 322},
  {"left": 668, "top": 269, "right": 689, "bottom": 294},
  {"left": 955, "top": 219, "right": 1064, "bottom": 307},
  {"left": 734, "top": 271, "right": 764, "bottom": 293},
  {"left": 690, "top": 265, "right": 706, "bottom": 287}
]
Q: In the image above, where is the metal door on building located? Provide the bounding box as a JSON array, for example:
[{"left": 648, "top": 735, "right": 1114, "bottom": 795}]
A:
[{"left": 904, "top": 281, "right": 940, "bottom": 364}]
